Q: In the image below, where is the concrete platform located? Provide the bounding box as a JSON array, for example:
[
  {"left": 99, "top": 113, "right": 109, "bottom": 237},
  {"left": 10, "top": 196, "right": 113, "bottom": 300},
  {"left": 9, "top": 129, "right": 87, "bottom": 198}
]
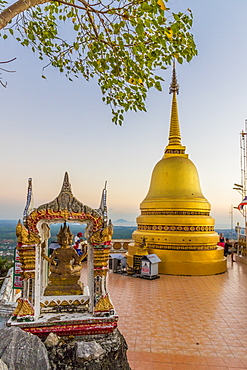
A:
[{"left": 105, "top": 257, "right": 247, "bottom": 369}]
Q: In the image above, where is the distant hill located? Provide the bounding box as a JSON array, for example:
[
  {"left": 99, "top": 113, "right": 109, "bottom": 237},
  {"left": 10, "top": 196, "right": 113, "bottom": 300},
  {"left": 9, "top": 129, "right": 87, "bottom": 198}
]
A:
[
  {"left": 0, "top": 221, "right": 136, "bottom": 241},
  {"left": 113, "top": 219, "right": 136, "bottom": 226},
  {"left": 0, "top": 220, "right": 239, "bottom": 244}
]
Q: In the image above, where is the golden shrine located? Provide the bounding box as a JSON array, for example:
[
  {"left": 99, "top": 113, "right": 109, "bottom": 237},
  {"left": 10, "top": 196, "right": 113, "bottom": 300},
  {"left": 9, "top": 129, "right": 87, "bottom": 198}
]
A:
[
  {"left": 127, "top": 66, "right": 227, "bottom": 276},
  {"left": 9, "top": 173, "right": 117, "bottom": 337}
]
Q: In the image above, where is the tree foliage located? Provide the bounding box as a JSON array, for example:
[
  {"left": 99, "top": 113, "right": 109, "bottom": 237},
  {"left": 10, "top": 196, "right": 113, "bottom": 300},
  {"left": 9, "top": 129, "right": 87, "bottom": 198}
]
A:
[{"left": 0, "top": 0, "right": 197, "bottom": 124}]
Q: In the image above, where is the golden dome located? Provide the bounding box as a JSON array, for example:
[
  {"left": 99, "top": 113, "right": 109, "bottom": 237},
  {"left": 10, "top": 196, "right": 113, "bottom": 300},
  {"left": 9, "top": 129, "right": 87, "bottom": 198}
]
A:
[
  {"left": 141, "top": 83, "right": 210, "bottom": 212},
  {"left": 144, "top": 156, "right": 205, "bottom": 202}
]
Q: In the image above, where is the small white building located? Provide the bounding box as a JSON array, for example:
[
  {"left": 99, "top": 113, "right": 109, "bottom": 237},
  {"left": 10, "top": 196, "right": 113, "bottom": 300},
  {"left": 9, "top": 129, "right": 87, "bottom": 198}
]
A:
[{"left": 141, "top": 254, "right": 161, "bottom": 278}]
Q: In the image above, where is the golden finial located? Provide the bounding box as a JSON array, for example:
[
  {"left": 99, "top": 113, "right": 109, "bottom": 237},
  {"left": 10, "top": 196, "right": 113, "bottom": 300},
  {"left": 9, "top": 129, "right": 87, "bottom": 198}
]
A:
[
  {"left": 57, "top": 222, "right": 73, "bottom": 246},
  {"left": 167, "top": 62, "right": 181, "bottom": 146},
  {"left": 164, "top": 62, "right": 187, "bottom": 158},
  {"left": 169, "top": 60, "right": 179, "bottom": 95}
]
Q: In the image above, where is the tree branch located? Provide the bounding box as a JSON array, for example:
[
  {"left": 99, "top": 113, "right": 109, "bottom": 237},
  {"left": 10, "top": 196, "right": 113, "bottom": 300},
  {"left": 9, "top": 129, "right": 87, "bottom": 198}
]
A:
[{"left": 0, "top": 0, "right": 49, "bottom": 29}]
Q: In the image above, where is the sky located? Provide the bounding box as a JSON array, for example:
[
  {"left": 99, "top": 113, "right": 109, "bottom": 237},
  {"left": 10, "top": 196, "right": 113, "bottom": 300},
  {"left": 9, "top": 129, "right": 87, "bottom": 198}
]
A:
[{"left": 0, "top": 0, "right": 247, "bottom": 228}]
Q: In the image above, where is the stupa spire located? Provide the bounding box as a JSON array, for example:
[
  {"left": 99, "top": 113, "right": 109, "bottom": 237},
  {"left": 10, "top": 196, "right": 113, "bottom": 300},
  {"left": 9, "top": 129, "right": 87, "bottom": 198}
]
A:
[
  {"left": 168, "top": 62, "right": 181, "bottom": 145},
  {"left": 164, "top": 62, "right": 187, "bottom": 158},
  {"left": 169, "top": 60, "right": 180, "bottom": 95}
]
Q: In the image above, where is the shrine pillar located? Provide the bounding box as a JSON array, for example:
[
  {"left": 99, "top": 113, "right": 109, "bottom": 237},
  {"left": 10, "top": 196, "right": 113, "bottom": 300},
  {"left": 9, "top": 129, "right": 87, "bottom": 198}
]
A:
[
  {"left": 34, "top": 244, "right": 41, "bottom": 320},
  {"left": 87, "top": 240, "right": 94, "bottom": 314},
  {"left": 92, "top": 241, "right": 114, "bottom": 316}
]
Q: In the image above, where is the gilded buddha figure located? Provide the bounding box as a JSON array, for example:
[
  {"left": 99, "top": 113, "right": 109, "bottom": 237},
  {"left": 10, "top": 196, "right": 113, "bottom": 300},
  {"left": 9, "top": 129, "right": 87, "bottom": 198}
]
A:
[{"left": 42, "top": 223, "right": 85, "bottom": 296}]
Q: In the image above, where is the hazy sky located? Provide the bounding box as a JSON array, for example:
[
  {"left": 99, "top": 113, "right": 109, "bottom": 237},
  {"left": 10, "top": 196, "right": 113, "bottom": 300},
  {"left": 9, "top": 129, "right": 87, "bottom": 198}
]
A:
[{"left": 0, "top": 0, "right": 246, "bottom": 228}]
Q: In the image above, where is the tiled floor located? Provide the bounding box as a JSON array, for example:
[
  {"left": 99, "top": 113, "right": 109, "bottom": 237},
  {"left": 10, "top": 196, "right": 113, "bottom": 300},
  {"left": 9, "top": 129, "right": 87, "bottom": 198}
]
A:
[{"left": 107, "top": 258, "right": 247, "bottom": 369}]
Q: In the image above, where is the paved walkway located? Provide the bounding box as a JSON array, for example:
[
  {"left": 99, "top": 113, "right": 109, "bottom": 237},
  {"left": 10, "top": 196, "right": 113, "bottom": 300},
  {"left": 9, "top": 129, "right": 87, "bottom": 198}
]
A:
[{"left": 107, "top": 257, "right": 247, "bottom": 369}]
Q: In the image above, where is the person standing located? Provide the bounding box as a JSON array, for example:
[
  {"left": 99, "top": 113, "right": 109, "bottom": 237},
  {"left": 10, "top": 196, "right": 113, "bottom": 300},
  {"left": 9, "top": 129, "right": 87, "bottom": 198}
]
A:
[
  {"left": 224, "top": 238, "right": 232, "bottom": 257},
  {"left": 229, "top": 242, "right": 237, "bottom": 262},
  {"left": 74, "top": 232, "right": 83, "bottom": 251},
  {"left": 219, "top": 233, "right": 225, "bottom": 243},
  {"left": 218, "top": 233, "right": 225, "bottom": 251}
]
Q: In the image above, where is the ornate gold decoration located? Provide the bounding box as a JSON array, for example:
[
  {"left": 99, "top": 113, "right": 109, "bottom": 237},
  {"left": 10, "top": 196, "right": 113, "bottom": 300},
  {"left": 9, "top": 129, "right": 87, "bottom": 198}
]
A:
[
  {"left": 56, "top": 222, "right": 73, "bottom": 245},
  {"left": 90, "top": 221, "right": 113, "bottom": 244},
  {"left": 169, "top": 61, "right": 179, "bottom": 95},
  {"left": 26, "top": 172, "right": 103, "bottom": 233},
  {"left": 16, "top": 220, "right": 40, "bottom": 245},
  {"left": 12, "top": 298, "right": 34, "bottom": 317},
  {"left": 148, "top": 244, "right": 217, "bottom": 251},
  {"left": 22, "top": 271, "right": 35, "bottom": 280},
  {"left": 141, "top": 211, "right": 210, "bottom": 216},
  {"left": 40, "top": 298, "right": 87, "bottom": 308},
  {"left": 94, "top": 294, "right": 114, "bottom": 312},
  {"left": 94, "top": 249, "right": 110, "bottom": 267},
  {"left": 137, "top": 224, "right": 214, "bottom": 232},
  {"left": 136, "top": 237, "right": 149, "bottom": 255},
  {"left": 17, "top": 245, "right": 36, "bottom": 277},
  {"left": 27, "top": 209, "right": 103, "bottom": 234},
  {"left": 94, "top": 269, "right": 108, "bottom": 277}
]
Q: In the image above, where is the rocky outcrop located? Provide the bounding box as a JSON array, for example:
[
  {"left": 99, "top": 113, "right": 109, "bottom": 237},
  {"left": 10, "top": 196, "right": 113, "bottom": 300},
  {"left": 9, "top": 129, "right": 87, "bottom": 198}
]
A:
[
  {"left": 0, "top": 327, "right": 130, "bottom": 370},
  {"left": 45, "top": 329, "right": 131, "bottom": 370},
  {"left": 76, "top": 341, "right": 105, "bottom": 362},
  {"left": 0, "top": 327, "right": 50, "bottom": 370}
]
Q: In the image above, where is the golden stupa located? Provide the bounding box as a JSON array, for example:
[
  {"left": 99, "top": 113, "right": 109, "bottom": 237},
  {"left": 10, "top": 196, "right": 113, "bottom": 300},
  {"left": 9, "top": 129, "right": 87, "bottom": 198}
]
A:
[{"left": 127, "top": 66, "right": 227, "bottom": 275}]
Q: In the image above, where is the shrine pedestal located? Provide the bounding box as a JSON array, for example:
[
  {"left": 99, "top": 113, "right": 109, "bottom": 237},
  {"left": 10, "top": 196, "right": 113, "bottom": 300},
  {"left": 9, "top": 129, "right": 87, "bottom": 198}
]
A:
[
  {"left": 43, "top": 275, "right": 83, "bottom": 296},
  {"left": 7, "top": 312, "right": 118, "bottom": 338},
  {"left": 40, "top": 288, "right": 90, "bottom": 314}
]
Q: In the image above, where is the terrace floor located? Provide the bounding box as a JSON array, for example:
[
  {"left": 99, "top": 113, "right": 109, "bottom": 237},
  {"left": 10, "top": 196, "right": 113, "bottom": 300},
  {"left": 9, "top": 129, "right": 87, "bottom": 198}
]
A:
[{"left": 107, "top": 257, "right": 247, "bottom": 369}]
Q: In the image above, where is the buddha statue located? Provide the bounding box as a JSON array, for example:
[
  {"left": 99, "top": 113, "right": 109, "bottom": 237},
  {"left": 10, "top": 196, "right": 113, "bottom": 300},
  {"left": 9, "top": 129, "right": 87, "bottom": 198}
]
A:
[{"left": 41, "top": 223, "right": 85, "bottom": 296}]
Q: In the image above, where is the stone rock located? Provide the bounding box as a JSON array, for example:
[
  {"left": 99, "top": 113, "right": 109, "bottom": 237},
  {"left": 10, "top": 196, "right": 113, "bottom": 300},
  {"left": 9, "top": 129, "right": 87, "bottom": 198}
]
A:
[
  {"left": 44, "top": 333, "right": 61, "bottom": 348},
  {"left": 0, "top": 326, "right": 130, "bottom": 370},
  {"left": 76, "top": 341, "right": 105, "bottom": 362},
  {"left": 0, "top": 359, "right": 8, "bottom": 370},
  {"left": 46, "top": 328, "right": 131, "bottom": 370},
  {"left": 0, "top": 326, "right": 50, "bottom": 370}
]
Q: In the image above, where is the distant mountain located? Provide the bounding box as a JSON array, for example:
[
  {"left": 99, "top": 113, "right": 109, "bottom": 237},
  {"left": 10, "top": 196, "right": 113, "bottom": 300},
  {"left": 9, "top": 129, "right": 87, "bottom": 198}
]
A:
[{"left": 113, "top": 219, "right": 136, "bottom": 226}]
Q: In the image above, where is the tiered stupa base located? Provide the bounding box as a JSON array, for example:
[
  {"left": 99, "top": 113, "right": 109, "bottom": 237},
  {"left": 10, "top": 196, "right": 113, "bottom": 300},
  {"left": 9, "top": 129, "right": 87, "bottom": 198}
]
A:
[{"left": 128, "top": 244, "right": 227, "bottom": 276}]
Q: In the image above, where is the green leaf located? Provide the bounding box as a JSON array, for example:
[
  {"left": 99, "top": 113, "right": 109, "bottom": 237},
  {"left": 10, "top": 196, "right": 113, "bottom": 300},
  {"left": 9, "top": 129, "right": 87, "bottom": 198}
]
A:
[
  {"left": 154, "top": 81, "right": 162, "bottom": 91},
  {"left": 141, "top": 2, "right": 152, "bottom": 11},
  {"left": 136, "top": 24, "right": 144, "bottom": 35}
]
